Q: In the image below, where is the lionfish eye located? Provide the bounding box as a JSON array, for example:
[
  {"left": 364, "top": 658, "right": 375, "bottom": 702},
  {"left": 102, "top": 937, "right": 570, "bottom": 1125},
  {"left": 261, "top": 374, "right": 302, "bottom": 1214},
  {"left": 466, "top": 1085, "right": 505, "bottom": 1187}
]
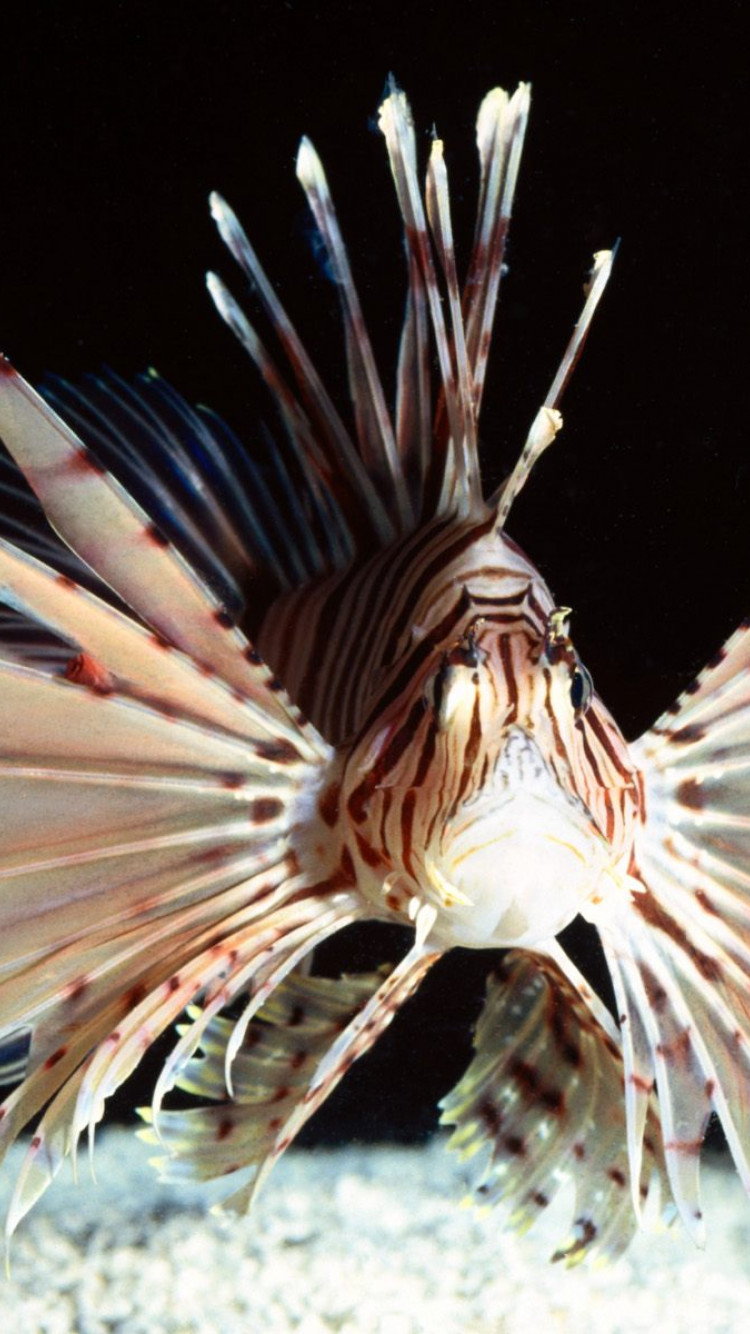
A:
[
  {"left": 570, "top": 662, "right": 593, "bottom": 715},
  {"left": 429, "top": 642, "right": 483, "bottom": 730}
]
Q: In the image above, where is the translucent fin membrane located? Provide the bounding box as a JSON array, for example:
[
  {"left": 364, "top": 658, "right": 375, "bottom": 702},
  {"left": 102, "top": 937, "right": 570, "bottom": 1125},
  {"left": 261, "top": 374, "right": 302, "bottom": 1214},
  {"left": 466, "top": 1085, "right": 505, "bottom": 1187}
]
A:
[
  {"left": 0, "top": 538, "right": 298, "bottom": 741},
  {"left": 0, "top": 444, "right": 104, "bottom": 593},
  {"left": 606, "top": 619, "right": 750, "bottom": 1243},
  {"left": 0, "top": 360, "right": 315, "bottom": 745},
  {"left": 3, "top": 891, "right": 362, "bottom": 1238},
  {"left": 40, "top": 370, "right": 269, "bottom": 612},
  {"left": 440, "top": 952, "right": 672, "bottom": 1266},
  {"left": 139, "top": 942, "right": 438, "bottom": 1214},
  {"left": 138, "top": 968, "right": 388, "bottom": 1204},
  {"left": 0, "top": 352, "right": 362, "bottom": 1237}
]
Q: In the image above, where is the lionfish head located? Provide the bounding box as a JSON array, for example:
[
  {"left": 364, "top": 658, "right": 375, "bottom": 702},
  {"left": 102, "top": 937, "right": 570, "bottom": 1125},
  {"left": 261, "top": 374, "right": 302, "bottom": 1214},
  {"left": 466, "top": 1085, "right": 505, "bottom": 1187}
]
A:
[{"left": 348, "top": 605, "right": 614, "bottom": 950}]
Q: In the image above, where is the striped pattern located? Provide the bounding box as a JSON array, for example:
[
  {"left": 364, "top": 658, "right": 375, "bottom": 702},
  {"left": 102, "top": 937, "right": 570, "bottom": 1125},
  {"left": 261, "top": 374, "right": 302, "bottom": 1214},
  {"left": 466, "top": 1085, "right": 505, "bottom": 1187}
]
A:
[
  {"left": 0, "top": 80, "right": 630, "bottom": 1248},
  {"left": 259, "top": 509, "right": 641, "bottom": 938},
  {"left": 2, "top": 76, "right": 749, "bottom": 1265}
]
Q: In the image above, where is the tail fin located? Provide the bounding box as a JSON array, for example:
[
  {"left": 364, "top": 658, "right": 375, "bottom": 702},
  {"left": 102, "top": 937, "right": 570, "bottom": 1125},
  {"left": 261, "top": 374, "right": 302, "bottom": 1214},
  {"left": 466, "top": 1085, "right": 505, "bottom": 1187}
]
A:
[{"left": 600, "top": 619, "right": 750, "bottom": 1243}]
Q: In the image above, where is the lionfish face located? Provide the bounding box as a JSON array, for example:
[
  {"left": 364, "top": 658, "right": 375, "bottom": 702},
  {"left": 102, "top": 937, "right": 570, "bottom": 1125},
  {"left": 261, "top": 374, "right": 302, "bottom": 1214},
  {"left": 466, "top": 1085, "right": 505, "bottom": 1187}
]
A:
[{"left": 345, "top": 605, "right": 626, "bottom": 950}]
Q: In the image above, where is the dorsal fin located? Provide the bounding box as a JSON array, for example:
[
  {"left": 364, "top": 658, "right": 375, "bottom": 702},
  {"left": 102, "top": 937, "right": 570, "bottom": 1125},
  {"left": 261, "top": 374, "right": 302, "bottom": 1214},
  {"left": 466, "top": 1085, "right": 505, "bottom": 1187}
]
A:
[
  {"left": 491, "top": 247, "right": 615, "bottom": 527},
  {"left": 208, "top": 84, "right": 535, "bottom": 541}
]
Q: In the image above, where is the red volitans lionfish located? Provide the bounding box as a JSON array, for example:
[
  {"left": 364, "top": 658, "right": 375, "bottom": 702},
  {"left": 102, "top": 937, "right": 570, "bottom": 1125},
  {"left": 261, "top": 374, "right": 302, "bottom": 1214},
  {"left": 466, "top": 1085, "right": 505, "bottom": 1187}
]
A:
[{"left": 0, "top": 81, "right": 748, "bottom": 1266}]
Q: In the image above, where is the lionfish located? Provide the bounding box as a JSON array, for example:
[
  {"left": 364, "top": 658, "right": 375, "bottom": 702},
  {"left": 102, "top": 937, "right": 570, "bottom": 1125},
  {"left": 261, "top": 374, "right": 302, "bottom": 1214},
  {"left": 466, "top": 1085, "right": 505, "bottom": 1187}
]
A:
[{"left": 0, "top": 80, "right": 748, "bottom": 1268}]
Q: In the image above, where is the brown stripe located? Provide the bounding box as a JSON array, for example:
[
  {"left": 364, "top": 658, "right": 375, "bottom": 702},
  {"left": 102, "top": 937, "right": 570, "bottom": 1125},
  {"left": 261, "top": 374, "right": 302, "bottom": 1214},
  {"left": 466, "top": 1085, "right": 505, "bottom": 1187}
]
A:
[{"left": 499, "top": 634, "right": 518, "bottom": 723}]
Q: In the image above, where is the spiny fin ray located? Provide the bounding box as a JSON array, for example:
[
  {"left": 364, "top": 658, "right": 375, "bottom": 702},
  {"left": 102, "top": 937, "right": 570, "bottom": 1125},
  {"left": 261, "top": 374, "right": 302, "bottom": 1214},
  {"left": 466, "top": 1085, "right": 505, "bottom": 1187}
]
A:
[{"left": 603, "top": 618, "right": 750, "bottom": 1238}]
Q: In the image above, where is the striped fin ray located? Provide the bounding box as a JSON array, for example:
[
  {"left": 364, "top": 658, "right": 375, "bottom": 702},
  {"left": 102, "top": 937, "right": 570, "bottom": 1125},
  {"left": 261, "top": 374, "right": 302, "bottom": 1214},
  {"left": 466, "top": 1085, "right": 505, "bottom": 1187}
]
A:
[
  {"left": 0, "top": 445, "right": 108, "bottom": 595},
  {"left": 0, "top": 842, "right": 296, "bottom": 1084},
  {"left": 378, "top": 85, "right": 476, "bottom": 515},
  {"left": 295, "top": 138, "right": 413, "bottom": 529},
  {"left": 395, "top": 250, "right": 431, "bottom": 509},
  {"left": 39, "top": 369, "right": 267, "bottom": 612},
  {"left": 463, "top": 85, "right": 529, "bottom": 412},
  {"left": 0, "top": 537, "right": 318, "bottom": 746},
  {"left": 142, "top": 923, "right": 439, "bottom": 1218},
  {"left": 0, "top": 590, "right": 356, "bottom": 1231},
  {"left": 70, "top": 897, "right": 359, "bottom": 1143},
  {"left": 3, "top": 891, "right": 360, "bottom": 1238},
  {"left": 2, "top": 1058, "right": 96, "bottom": 1239},
  {"left": 599, "top": 618, "right": 750, "bottom": 1242},
  {"left": 0, "top": 653, "right": 308, "bottom": 777},
  {"left": 206, "top": 274, "right": 361, "bottom": 580},
  {"left": 491, "top": 248, "right": 615, "bottom": 527},
  {"left": 1, "top": 842, "right": 293, "bottom": 1226},
  {"left": 0, "top": 654, "right": 326, "bottom": 1024},
  {"left": 207, "top": 196, "right": 394, "bottom": 551},
  {"left": 205, "top": 83, "right": 565, "bottom": 538},
  {"left": 425, "top": 137, "right": 479, "bottom": 507},
  {"left": 243, "top": 924, "right": 440, "bottom": 1210},
  {"left": 383, "top": 83, "right": 530, "bottom": 517},
  {"left": 0, "top": 360, "right": 315, "bottom": 743},
  {"left": 137, "top": 967, "right": 389, "bottom": 1197},
  {"left": 439, "top": 951, "right": 672, "bottom": 1266}
]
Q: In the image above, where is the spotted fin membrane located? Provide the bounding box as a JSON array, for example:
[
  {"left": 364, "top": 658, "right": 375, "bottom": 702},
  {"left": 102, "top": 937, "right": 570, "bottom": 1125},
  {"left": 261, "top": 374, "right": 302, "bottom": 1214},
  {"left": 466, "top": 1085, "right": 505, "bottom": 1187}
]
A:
[{"left": 440, "top": 952, "right": 672, "bottom": 1265}]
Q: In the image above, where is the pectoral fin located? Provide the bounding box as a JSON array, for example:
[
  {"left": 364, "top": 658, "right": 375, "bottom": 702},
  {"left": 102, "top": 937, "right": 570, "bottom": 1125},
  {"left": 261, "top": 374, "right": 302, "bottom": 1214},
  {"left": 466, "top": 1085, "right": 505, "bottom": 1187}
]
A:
[
  {"left": 603, "top": 619, "right": 750, "bottom": 1242},
  {"left": 139, "top": 949, "right": 440, "bottom": 1213},
  {"left": 439, "top": 950, "right": 671, "bottom": 1265}
]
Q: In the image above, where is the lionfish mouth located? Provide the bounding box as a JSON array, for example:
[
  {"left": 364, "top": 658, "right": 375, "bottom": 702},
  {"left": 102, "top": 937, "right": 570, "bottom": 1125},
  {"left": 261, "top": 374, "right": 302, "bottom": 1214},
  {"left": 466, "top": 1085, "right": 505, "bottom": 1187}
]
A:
[{"left": 425, "top": 730, "right": 609, "bottom": 949}]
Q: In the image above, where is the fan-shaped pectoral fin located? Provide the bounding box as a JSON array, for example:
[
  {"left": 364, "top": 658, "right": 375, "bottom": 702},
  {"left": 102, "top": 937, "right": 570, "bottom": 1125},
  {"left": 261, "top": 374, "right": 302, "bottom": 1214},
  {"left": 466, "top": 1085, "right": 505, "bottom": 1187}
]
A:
[{"left": 440, "top": 947, "right": 672, "bottom": 1265}]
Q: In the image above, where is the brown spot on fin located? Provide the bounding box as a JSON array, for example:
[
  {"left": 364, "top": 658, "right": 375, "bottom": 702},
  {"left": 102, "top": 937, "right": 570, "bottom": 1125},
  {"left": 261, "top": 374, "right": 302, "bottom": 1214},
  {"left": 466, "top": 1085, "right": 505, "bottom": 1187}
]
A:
[{"left": 439, "top": 951, "right": 671, "bottom": 1265}]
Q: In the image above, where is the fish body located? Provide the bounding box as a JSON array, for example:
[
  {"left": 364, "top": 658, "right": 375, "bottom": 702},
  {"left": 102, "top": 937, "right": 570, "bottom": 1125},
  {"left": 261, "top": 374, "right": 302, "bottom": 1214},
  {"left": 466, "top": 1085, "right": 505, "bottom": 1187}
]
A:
[{"left": 0, "top": 81, "right": 748, "bottom": 1265}]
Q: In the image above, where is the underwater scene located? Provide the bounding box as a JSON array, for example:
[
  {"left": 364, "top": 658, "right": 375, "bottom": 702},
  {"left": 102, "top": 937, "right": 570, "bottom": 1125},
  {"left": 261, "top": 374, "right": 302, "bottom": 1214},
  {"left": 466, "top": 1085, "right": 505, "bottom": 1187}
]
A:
[{"left": 1, "top": 5, "right": 748, "bottom": 1332}]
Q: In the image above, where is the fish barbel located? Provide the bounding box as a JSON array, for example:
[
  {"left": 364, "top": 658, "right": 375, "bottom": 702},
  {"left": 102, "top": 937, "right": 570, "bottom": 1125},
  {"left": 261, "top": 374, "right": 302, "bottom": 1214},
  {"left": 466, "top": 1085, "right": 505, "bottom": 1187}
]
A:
[{"left": 0, "top": 81, "right": 748, "bottom": 1265}]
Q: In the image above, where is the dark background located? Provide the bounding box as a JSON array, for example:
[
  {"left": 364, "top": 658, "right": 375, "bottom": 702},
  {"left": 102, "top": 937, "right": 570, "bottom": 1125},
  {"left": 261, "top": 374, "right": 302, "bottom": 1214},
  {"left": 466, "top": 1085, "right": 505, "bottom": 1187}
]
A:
[{"left": 2, "top": 2, "right": 747, "bottom": 1142}]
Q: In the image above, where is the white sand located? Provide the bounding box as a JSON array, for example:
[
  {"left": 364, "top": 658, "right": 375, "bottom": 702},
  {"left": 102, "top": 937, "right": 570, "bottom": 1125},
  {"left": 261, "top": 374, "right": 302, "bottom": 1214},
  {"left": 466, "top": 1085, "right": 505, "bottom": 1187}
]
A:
[{"left": 0, "top": 1130, "right": 748, "bottom": 1333}]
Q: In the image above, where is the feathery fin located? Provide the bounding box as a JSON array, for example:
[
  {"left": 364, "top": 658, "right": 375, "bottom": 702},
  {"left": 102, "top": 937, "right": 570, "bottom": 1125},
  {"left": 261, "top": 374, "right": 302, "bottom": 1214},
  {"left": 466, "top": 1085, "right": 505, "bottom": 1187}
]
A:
[
  {"left": 598, "top": 618, "right": 750, "bottom": 1241},
  {"left": 440, "top": 951, "right": 673, "bottom": 1266},
  {"left": 137, "top": 968, "right": 388, "bottom": 1200},
  {"left": 0, "top": 361, "right": 316, "bottom": 745},
  {"left": 0, "top": 537, "right": 354, "bottom": 1234},
  {"left": 138, "top": 946, "right": 438, "bottom": 1214}
]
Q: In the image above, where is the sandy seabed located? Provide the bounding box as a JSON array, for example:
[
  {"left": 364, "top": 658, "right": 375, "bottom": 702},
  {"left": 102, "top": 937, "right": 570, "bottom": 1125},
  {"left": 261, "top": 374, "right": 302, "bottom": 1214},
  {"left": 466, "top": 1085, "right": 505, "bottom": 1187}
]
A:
[{"left": 0, "top": 1128, "right": 747, "bottom": 1334}]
